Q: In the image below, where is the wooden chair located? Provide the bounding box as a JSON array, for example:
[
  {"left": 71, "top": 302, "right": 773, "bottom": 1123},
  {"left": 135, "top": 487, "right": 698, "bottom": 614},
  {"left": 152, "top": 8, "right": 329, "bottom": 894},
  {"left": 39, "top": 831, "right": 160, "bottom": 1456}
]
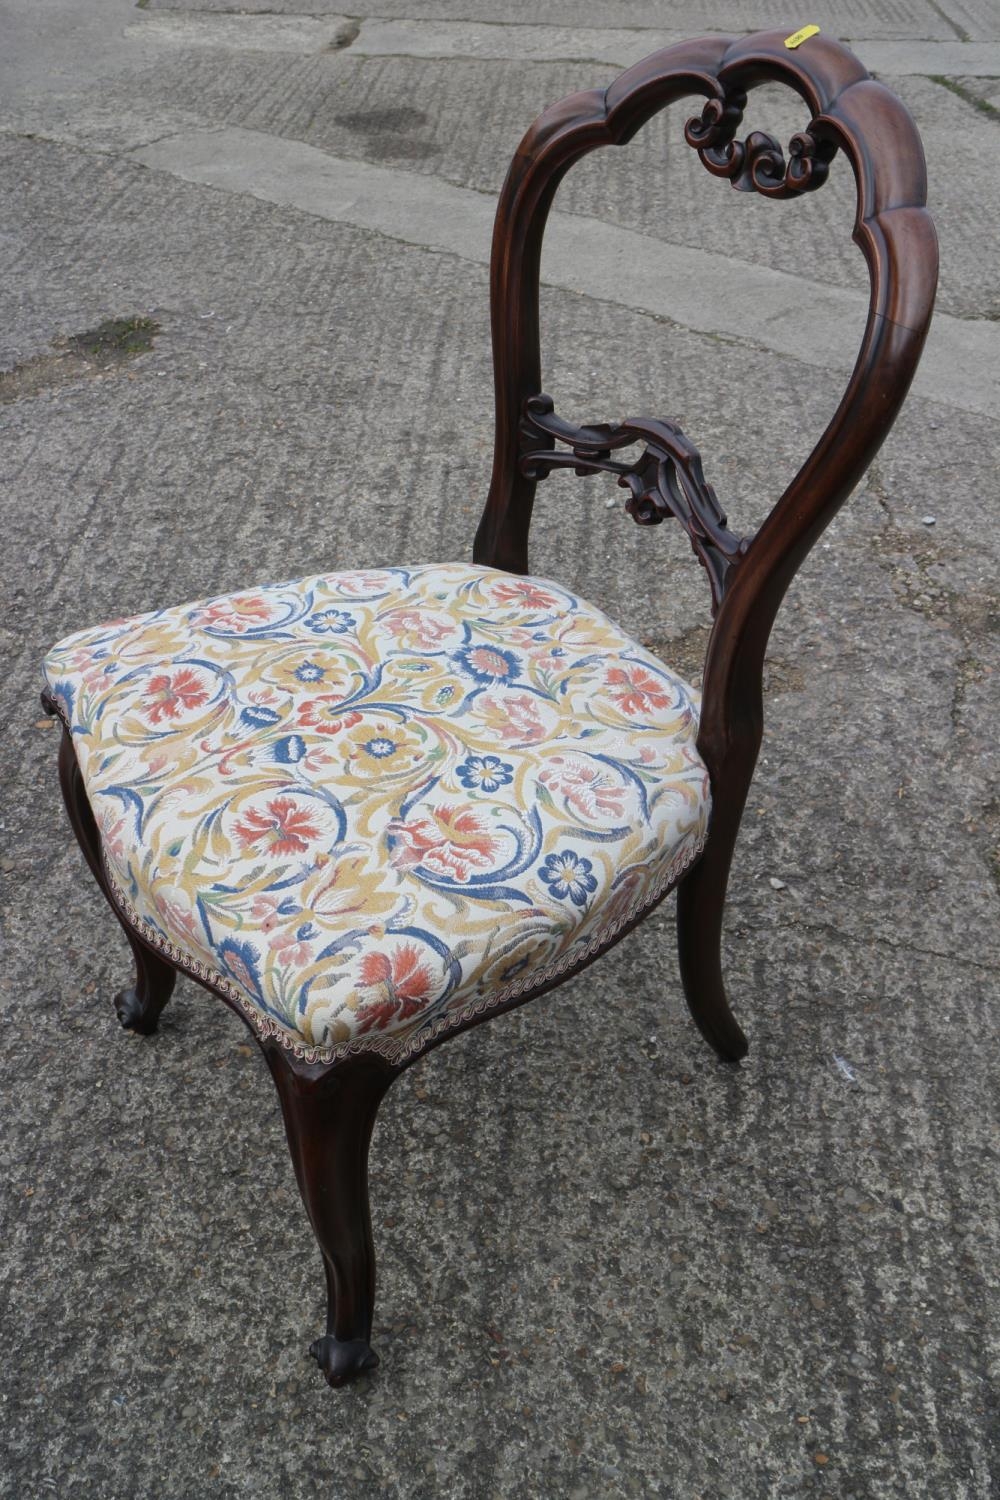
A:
[{"left": 42, "top": 29, "right": 937, "bottom": 1387}]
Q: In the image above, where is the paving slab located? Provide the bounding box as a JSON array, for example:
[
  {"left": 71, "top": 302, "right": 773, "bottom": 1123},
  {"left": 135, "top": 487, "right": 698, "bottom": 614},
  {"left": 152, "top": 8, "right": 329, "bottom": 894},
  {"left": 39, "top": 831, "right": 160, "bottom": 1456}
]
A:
[
  {"left": 128, "top": 123, "right": 997, "bottom": 418},
  {"left": 123, "top": 12, "right": 358, "bottom": 53},
  {"left": 143, "top": 0, "right": 970, "bottom": 43},
  {"left": 6, "top": 42, "right": 996, "bottom": 323},
  {"left": 318, "top": 18, "right": 1000, "bottom": 74}
]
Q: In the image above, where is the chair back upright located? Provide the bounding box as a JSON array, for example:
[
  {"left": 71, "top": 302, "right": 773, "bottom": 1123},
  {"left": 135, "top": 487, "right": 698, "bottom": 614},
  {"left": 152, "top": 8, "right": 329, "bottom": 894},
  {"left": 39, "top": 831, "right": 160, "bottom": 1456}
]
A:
[{"left": 473, "top": 28, "right": 939, "bottom": 787}]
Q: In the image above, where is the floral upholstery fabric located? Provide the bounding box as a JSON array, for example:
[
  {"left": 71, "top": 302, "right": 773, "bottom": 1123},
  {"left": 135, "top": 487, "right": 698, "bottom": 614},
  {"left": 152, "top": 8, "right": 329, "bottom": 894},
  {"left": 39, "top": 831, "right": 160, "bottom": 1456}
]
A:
[{"left": 43, "top": 564, "right": 710, "bottom": 1062}]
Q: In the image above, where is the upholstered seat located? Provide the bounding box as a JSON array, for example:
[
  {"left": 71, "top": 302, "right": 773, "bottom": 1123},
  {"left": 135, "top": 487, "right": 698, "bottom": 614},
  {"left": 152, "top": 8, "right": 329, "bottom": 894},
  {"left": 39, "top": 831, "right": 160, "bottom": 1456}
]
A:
[{"left": 43, "top": 562, "right": 710, "bottom": 1061}]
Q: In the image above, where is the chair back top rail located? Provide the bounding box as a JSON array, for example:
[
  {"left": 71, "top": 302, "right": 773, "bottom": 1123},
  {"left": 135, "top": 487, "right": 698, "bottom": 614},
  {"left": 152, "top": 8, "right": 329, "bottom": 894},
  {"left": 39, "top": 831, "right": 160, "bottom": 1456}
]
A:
[{"left": 472, "top": 28, "right": 938, "bottom": 770}]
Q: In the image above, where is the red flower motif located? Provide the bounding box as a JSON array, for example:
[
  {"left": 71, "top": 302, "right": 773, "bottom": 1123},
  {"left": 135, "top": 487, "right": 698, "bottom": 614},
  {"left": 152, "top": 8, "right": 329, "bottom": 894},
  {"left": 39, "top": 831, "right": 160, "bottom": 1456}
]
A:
[
  {"left": 492, "top": 579, "right": 559, "bottom": 609},
  {"left": 383, "top": 608, "right": 454, "bottom": 648},
  {"left": 356, "top": 943, "right": 435, "bottom": 1034},
  {"left": 197, "top": 595, "right": 274, "bottom": 632},
  {"left": 390, "top": 805, "right": 503, "bottom": 882},
  {"left": 250, "top": 894, "right": 282, "bottom": 930},
  {"left": 141, "top": 667, "right": 210, "bottom": 724},
  {"left": 604, "top": 665, "right": 671, "bottom": 717},
  {"left": 234, "top": 797, "right": 321, "bottom": 856},
  {"left": 465, "top": 646, "right": 515, "bottom": 678},
  {"left": 296, "top": 698, "right": 363, "bottom": 737},
  {"left": 269, "top": 929, "right": 313, "bottom": 966},
  {"left": 98, "top": 809, "right": 127, "bottom": 860},
  {"left": 481, "top": 691, "right": 547, "bottom": 745},
  {"left": 539, "top": 756, "right": 628, "bottom": 819}
]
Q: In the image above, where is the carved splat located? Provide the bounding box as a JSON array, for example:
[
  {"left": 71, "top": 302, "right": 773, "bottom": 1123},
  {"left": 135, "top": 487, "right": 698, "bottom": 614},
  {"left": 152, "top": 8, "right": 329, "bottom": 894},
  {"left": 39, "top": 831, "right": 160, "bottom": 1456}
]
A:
[
  {"left": 684, "top": 90, "right": 838, "bottom": 198},
  {"left": 518, "top": 394, "right": 749, "bottom": 611}
]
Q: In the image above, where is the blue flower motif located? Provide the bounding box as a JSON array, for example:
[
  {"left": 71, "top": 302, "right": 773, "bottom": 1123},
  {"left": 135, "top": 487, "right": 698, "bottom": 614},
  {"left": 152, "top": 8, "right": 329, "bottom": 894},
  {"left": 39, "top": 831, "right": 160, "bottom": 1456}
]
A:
[
  {"left": 217, "top": 938, "right": 264, "bottom": 999},
  {"left": 240, "top": 704, "right": 282, "bottom": 729},
  {"left": 293, "top": 660, "right": 327, "bottom": 682},
  {"left": 454, "top": 643, "right": 522, "bottom": 685},
  {"left": 363, "top": 736, "right": 398, "bottom": 759},
  {"left": 296, "top": 921, "right": 320, "bottom": 941},
  {"left": 272, "top": 734, "right": 307, "bottom": 764},
  {"left": 538, "top": 850, "right": 598, "bottom": 908},
  {"left": 306, "top": 608, "right": 356, "bottom": 635},
  {"left": 456, "top": 754, "right": 514, "bottom": 793}
]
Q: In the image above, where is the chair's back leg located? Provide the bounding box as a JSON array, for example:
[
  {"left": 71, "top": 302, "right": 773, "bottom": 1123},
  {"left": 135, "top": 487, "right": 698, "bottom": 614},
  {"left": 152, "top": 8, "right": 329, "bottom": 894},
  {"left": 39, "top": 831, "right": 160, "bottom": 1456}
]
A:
[
  {"left": 676, "top": 842, "right": 749, "bottom": 1063},
  {"left": 55, "top": 723, "right": 176, "bottom": 1034},
  {"left": 263, "top": 1047, "right": 398, "bottom": 1387}
]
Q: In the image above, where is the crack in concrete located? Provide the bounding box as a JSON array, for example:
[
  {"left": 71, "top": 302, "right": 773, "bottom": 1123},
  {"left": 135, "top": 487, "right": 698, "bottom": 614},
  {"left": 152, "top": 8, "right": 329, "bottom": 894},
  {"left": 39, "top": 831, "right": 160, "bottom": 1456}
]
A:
[
  {"left": 865, "top": 460, "right": 895, "bottom": 525},
  {"left": 925, "top": 0, "right": 972, "bottom": 44},
  {"left": 928, "top": 73, "right": 1000, "bottom": 121},
  {"left": 0, "top": 126, "right": 117, "bottom": 156},
  {"left": 755, "top": 916, "right": 1000, "bottom": 976},
  {"left": 135, "top": 7, "right": 956, "bottom": 46}
]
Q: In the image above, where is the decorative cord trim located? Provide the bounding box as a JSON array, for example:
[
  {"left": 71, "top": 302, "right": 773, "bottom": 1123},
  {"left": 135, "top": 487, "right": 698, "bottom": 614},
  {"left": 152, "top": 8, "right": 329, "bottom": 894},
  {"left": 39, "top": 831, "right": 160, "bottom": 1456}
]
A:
[
  {"left": 98, "top": 835, "right": 706, "bottom": 1067},
  {"left": 44, "top": 692, "right": 707, "bottom": 1069}
]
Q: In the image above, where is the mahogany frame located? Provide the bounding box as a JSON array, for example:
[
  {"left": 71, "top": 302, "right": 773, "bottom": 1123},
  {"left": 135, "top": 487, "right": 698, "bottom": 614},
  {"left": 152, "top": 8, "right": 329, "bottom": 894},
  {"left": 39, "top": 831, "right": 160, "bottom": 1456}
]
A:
[{"left": 46, "top": 29, "right": 937, "bottom": 1388}]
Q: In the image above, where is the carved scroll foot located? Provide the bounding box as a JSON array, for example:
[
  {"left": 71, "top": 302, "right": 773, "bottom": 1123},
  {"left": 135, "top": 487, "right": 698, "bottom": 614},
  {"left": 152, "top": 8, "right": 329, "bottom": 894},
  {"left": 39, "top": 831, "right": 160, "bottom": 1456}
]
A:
[
  {"left": 113, "top": 956, "right": 176, "bottom": 1036},
  {"left": 309, "top": 1334, "right": 379, "bottom": 1387}
]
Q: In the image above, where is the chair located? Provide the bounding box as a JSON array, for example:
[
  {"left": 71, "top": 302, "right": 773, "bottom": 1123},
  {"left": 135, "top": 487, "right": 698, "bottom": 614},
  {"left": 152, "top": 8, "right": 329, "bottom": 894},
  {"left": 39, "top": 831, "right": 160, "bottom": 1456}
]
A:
[{"left": 41, "top": 28, "right": 937, "bottom": 1388}]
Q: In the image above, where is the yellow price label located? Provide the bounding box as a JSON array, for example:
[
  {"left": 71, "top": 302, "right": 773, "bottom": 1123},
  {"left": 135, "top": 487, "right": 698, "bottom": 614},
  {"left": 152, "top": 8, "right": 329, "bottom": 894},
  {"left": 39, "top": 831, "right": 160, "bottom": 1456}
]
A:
[{"left": 784, "top": 24, "right": 820, "bottom": 48}]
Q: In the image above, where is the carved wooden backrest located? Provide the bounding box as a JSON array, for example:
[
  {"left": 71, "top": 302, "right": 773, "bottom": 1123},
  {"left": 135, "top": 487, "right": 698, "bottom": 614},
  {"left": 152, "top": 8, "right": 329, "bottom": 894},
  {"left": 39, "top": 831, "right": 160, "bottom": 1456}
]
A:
[{"left": 473, "top": 29, "right": 938, "bottom": 790}]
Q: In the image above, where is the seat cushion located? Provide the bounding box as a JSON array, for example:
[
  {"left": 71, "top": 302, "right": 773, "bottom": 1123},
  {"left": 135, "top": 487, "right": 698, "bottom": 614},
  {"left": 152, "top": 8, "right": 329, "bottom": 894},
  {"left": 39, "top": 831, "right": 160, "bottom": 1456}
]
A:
[{"left": 43, "top": 563, "right": 710, "bottom": 1062}]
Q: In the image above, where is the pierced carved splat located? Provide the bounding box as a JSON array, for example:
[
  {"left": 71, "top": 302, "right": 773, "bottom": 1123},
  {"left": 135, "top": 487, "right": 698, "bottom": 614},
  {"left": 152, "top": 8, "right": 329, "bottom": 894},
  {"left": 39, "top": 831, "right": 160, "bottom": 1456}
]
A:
[
  {"left": 684, "top": 90, "right": 838, "bottom": 198},
  {"left": 519, "top": 394, "right": 748, "bottom": 611}
]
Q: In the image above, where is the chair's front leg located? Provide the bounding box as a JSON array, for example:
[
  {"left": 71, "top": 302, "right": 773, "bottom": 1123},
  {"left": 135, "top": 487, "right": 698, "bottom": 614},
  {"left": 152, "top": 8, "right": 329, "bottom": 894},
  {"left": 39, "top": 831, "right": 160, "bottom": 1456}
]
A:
[
  {"left": 263, "top": 1046, "right": 398, "bottom": 1388},
  {"left": 54, "top": 720, "right": 176, "bottom": 1034}
]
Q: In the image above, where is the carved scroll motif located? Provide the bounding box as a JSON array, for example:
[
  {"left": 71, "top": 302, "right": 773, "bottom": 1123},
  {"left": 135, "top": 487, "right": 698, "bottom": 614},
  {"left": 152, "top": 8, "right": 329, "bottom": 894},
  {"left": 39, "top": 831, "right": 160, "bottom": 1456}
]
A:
[
  {"left": 684, "top": 90, "right": 838, "bottom": 197},
  {"left": 519, "top": 394, "right": 749, "bottom": 611}
]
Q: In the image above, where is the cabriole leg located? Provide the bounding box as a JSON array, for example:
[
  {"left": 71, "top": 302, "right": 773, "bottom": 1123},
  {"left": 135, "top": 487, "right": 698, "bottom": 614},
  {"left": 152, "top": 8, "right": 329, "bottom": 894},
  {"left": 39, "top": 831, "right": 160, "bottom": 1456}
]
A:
[
  {"left": 676, "top": 799, "right": 749, "bottom": 1063},
  {"left": 264, "top": 1049, "right": 397, "bottom": 1388},
  {"left": 55, "top": 722, "right": 176, "bottom": 1034}
]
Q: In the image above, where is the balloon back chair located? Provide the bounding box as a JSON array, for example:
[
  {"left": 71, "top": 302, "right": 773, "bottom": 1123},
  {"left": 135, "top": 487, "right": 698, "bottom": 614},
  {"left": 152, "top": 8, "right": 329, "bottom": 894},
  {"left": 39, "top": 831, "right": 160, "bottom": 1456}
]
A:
[{"left": 42, "top": 29, "right": 937, "bottom": 1387}]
